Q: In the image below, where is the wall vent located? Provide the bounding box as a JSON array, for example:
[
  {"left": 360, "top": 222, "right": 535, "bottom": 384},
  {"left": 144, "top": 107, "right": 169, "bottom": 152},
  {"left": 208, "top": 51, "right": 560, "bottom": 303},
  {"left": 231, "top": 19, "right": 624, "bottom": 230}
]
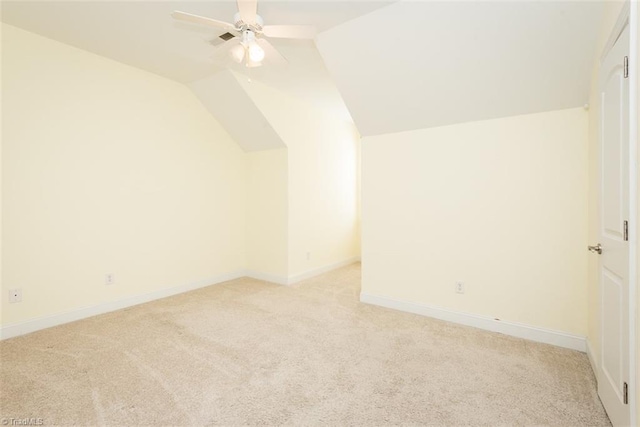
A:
[{"left": 219, "top": 32, "right": 235, "bottom": 41}]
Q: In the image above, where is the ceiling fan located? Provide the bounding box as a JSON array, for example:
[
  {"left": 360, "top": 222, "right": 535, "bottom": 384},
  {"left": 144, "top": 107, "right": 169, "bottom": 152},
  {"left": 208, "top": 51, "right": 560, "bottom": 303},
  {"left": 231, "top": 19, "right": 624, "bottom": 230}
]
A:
[{"left": 172, "top": 0, "right": 316, "bottom": 68}]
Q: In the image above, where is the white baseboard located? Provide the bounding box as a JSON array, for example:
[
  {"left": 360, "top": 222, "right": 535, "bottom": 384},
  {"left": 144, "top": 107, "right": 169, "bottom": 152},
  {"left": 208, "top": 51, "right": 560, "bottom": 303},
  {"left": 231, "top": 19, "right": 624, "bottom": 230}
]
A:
[
  {"left": 287, "top": 256, "right": 361, "bottom": 285},
  {"left": 246, "top": 256, "right": 360, "bottom": 286},
  {"left": 244, "top": 270, "right": 289, "bottom": 286},
  {"left": 360, "top": 292, "right": 586, "bottom": 352},
  {"left": 0, "top": 270, "right": 246, "bottom": 341},
  {"left": 586, "top": 339, "right": 598, "bottom": 379},
  {"left": 1, "top": 258, "right": 363, "bottom": 341}
]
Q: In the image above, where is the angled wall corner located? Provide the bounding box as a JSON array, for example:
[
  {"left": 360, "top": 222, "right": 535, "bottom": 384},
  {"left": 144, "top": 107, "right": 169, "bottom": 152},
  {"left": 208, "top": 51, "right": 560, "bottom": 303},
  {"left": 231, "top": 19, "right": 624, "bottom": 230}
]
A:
[
  {"left": 232, "top": 75, "right": 361, "bottom": 279},
  {"left": 189, "top": 69, "right": 359, "bottom": 283},
  {"left": 245, "top": 148, "right": 289, "bottom": 283},
  {"left": 188, "top": 70, "right": 286, "bottom": 152}
]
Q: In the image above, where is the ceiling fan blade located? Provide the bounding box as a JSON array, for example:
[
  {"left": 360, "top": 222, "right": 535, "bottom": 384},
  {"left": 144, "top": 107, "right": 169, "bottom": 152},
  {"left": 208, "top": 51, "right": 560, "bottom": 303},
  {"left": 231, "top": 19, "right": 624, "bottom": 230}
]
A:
[
  {"left": 237, "top": 0, "right": 258, "bottom": 25},
  {"left": 262, "top": 25, "right": 316, "bottom": 39},
  {"left": 256, "top": 39, "right": 288, "bottom": 66},
  {"left": 172, "top": 11, "right": 236, "bottom": 32}
]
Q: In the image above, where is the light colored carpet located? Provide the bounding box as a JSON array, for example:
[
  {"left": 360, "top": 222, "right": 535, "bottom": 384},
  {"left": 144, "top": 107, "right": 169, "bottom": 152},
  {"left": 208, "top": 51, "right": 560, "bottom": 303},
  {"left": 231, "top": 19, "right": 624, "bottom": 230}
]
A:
[{"left": 1, "top": 263, "right": 610, "bottom": 426}]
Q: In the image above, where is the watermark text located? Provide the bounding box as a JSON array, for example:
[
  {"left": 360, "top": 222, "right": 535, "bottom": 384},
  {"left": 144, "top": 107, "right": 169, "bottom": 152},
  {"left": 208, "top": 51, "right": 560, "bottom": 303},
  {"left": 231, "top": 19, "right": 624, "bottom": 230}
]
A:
[{"left": 1, "top": 418, "right": 44, "bottom": 426}]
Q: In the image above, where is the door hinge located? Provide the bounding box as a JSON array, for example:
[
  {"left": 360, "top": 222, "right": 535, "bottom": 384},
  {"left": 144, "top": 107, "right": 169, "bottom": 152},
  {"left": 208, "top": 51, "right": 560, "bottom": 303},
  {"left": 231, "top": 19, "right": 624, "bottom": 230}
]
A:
[
  {"left": 624, "top": 220, "right": 629, "bottom": 241},
  {"left": 624, "top": 56, "right": 629, "bottom": 78},
  {"left": 623, "top": 382, "right": 629, "bottom": 404}
]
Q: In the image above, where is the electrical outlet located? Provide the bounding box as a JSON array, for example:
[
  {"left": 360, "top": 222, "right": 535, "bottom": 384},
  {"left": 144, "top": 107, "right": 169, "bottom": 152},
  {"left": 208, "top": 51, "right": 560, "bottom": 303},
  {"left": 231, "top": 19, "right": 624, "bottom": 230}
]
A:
[
  {"left": 105, "top": 274, "right": 115, "bottom": 285},
  {"left": 9, "top": 288, "right": 22, "bottom": 303},
  {"left": 306, "top": 252, "right": 311, "bottom": 261},
  {"left": 455, "top": 282, "right": 465, "bottom": 294}
]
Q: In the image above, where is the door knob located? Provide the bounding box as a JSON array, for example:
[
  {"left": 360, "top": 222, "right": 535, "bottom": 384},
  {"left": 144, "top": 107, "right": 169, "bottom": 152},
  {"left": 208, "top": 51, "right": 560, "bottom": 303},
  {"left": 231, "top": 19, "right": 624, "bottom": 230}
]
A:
[{"left": 588, "top": 243, "right": 603, "bottom": 254}]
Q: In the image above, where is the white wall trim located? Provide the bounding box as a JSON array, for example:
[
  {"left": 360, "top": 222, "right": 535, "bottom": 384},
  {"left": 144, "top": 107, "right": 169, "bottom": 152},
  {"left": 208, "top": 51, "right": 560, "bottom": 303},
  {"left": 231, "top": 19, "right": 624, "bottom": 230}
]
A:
[
  {"left": 1, "top": 258, "right": 363, "bottom": 341},
  {"left": 0, "top": 270, "right": 246, "bottom": 341},
  {"left": 244, "top": 270, "right": 289, "bottom": 286},
  {"left": 627, "top": 2, "right": 638, "bottom": 424},
  {"left": 360, "top": 292, "right": 586, "bottom": 352},
  {"left": 287, "top": 256, "right": 361, "bottom": 285},
  {"left": 600, "top": 1, "right": 630, "bottom": 62},
  {"left": 586, "top": 339, "right": 598, "bottom": 381}
]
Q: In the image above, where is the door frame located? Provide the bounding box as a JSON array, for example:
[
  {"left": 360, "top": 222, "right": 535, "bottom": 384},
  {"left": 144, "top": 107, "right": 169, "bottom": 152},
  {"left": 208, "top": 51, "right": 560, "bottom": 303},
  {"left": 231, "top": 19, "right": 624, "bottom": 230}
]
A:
[
  {"left": 630, "top": 1, "right": 638, "bottom": 424},
  {"left": 599, "top": 2, "right": 638, "bottom": 425}
]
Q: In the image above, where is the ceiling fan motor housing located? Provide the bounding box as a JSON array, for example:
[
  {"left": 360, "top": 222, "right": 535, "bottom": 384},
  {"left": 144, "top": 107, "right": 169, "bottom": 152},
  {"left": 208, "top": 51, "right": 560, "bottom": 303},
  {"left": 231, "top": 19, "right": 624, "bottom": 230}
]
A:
[{"left": 233, "top": 12, "right": 264, "bottom": 32}]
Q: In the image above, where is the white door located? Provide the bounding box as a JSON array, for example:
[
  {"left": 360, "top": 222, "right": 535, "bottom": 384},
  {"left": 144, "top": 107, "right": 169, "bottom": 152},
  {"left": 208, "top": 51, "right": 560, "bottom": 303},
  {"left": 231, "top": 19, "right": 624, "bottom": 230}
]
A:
[{"left": 597, "top": 23, "right": 631, "bottom": 427}]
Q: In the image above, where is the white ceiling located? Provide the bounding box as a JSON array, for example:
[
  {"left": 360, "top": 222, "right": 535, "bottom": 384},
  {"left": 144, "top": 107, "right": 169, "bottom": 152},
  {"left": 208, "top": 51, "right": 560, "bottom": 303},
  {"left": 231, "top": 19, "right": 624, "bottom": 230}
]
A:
[
  {"left": 2, "top": 1, "right": 608, "bottom": 139},
  {"left": 316, "top": 1, "right": 605, "bottom": 136},
  {"left": 1, "top": 1, "right": 392, "bottom": 118}
]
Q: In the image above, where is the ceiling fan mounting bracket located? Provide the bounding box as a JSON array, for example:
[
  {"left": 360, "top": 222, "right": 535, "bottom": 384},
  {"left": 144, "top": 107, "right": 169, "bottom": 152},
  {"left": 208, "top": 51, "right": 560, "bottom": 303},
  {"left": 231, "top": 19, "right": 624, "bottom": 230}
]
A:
[{"left": 233, "top": 12, "right": 264, "bottom": 33}]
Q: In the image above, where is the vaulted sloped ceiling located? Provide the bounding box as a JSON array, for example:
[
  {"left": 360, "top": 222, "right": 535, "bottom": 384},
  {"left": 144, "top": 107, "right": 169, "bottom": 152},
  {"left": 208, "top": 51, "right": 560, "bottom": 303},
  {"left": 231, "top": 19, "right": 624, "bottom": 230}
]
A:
[
  {"left": 1, "top": 1, "right": 376, "bottom": 147},
  {"left": 316, "top": 1, "right": 605, "bottom": 137},
  {"left": 2, "top": 1, "right": 606, "bottom": 140},
  {"left": 189, "top": 70, "right": 286, "bottom": 152}
]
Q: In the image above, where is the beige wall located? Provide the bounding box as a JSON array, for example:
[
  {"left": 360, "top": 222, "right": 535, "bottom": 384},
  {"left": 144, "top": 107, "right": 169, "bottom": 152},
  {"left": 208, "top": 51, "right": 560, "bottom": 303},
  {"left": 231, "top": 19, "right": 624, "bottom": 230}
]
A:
[
  {"left": 1, "top": 23, "right": 361, "bottom": 331},
  {"left": 237, "top": 76, "right": 360, "bottom": 279},
  {"left": 361, "top": 107, "right": 588, "bottom": 336},
  {"left": 1, "top": 24, "right": 247, "bottom": 327},
  {"left": 246, "top": 149, "right": 288, "bottom": 278},
  {"left": 286, "top": 106, "right": 360, "bottom": 277}
]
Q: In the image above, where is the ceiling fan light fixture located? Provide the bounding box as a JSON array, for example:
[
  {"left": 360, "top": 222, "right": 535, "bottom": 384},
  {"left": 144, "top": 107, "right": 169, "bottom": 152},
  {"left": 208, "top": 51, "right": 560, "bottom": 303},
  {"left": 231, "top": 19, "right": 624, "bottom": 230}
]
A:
[
  {"left": 172, "top": 0, "right": 306, "bottom": 69},
  {"left": 241, "top": 30, "right": 264, "bottom": 63},
  {"left": 230, "top": 43, "right": 245, "bottom": 63},
  {"left": 248, "top": 42, "right": 265, "bottom": 62}
]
